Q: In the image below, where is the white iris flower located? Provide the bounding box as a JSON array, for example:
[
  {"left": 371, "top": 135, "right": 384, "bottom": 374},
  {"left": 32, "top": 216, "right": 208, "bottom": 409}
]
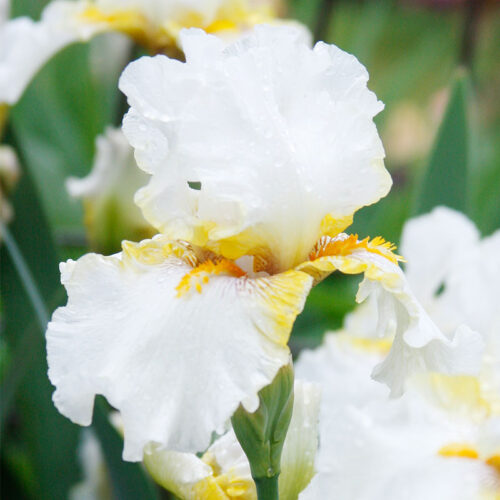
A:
[
  {"left": 46, "top": 28, "right": 480, "bottom": 462},
  {"left": 0, "top": 0, "right": 288, "bottom": 105},
  {"left": 401, "top": 207, "right": 500, "bottom": 410},
  {"left": 296, "top": 207, "right": 499, "bottom": 499}
]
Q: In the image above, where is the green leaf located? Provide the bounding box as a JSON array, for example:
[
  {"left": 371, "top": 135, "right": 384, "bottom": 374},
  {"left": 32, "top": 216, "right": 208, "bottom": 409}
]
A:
[{"left": 413, "top": 70, "right": 470, "bottom": 216}]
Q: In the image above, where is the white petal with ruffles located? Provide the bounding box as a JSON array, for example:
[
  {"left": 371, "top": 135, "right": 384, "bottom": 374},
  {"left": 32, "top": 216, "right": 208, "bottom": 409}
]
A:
[
  {"left": 357, "top": 257, "right": 484, "bottom": 396},
  {"left": 356, "top": 257, "right": 484, "bottom": 396},
  {"left": 120, "top": 26, "right": 391, "bottom": 271},
  {"left": 47, "top": 236, "right": 312, "bottom": 461}
]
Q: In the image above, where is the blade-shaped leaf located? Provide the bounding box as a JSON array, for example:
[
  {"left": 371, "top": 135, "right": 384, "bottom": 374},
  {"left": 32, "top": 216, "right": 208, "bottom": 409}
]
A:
[{"left": 413, "top": 70, "right": 470, "bottom": 215}]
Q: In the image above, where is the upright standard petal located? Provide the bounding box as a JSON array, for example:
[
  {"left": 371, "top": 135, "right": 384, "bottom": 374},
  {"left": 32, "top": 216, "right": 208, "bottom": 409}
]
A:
[
  {"left": 120, "top": 26, "right": 391, "bottom": 271},
  {"left": 47, "top": 235, "right": 312, "bottom": 460}
]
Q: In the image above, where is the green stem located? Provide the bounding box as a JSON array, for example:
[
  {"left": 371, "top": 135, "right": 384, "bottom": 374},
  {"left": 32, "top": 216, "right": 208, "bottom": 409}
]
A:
[
  {"left": 254, "top": 475, "right": 279, "bottom": 500},
  {"left": 231, "top": 364, "right": 294, "bottom": 500},
  {"left": 1, "top": 222, "right": 49, "bottom": 329}
]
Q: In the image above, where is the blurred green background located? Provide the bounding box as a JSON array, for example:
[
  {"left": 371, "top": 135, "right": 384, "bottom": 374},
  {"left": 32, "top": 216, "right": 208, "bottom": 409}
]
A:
[{"left": 1, "top": 0, "right": 499, "bottom": 498}]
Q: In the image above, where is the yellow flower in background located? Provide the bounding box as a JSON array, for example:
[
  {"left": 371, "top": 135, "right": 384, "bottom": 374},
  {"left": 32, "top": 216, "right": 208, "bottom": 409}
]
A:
[
  {"left": 46, "top": 26, "right": 481, "bottom": 463},
  {"left": 0, "top": 0, "right": 302, "bottom": 105}
]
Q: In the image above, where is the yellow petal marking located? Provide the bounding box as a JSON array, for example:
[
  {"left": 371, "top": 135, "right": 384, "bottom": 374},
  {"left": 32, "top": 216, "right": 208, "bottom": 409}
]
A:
[
  {"left": 422, "top": 373, "right": 492, "bottom": 418},
  {"left": 173, "top": 259, "right": 312, "bottom": 347},
  {"left": 160, "top": 211, "right": 358, "bottom": 275},
  {"left": 163, "top": 0, "right": 276, "bottom": 41},
  {"left": 248, "top": 270, "right": 313, "bottom": 345},
  {"left": 319, "top": 213, "right": 354, "bottom": 238},
  {"left": 206, "top": 213, "right": 358, "bottom": 273},
  {"left": 426, "top": 377, "right": 500, "bottom": 490},
  {"left": 122, "top": 236, "right": 198, "bottom": 267},
  {"left": 80, "top": 7, "right": 174, "bottom": 52},
  {"left": 191, "top": 451, "right": 257, "bottom": 500},
  {"left": 176, "top": 259, "right": 246, "bottom": 297},
  {"left": 340, "top": 334, "right": 393, "bottom": 356},
  {"left": 80, "top": 1, "right": 277, "bottom": 53},
  {"left": 192, "top": 474, "right": 256, "bottom": 500},
  {"left": 486, "top": 456, "right": 500, "bottom": 475},
  {"left": 119, "top": 236, "right": 312, "bottom": 348},
  {"left": 438, "top": 445, "right": 500, "bottom": 482},
  {"left": 439, "top": 444, "right": 479, "bottom": 460}
]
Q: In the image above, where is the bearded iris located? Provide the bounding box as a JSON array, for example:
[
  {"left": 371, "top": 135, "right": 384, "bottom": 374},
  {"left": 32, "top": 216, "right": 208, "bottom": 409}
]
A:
[{"left": 46, "top": 26, "right": 480, "bottom": 465}]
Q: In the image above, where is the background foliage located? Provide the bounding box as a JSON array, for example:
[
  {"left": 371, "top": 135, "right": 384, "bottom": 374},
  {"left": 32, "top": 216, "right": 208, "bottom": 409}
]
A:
[{"left": 1, "top": 0, "right": 499, "bottom": 498}]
